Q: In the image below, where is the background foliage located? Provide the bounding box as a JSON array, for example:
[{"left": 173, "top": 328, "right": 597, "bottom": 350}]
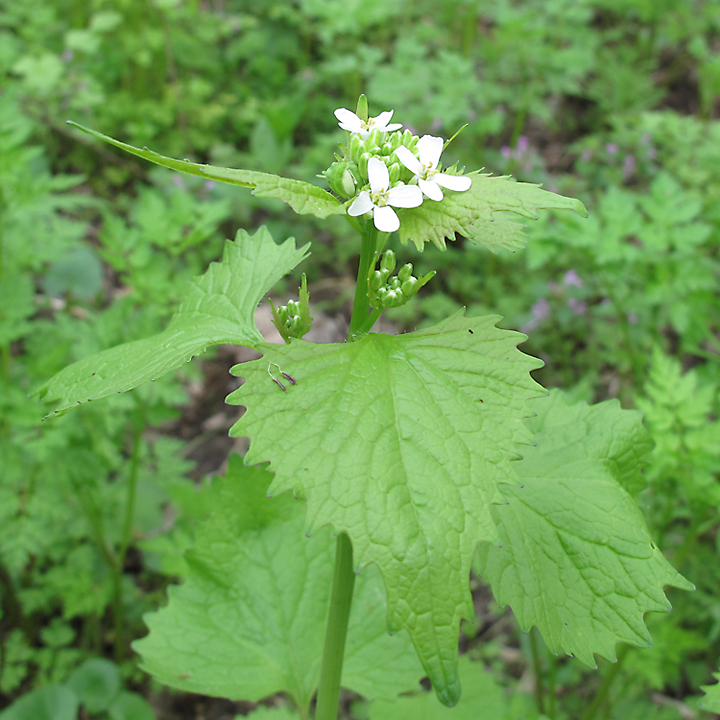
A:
[{"left": 2, "top": 0, "right": 720, "bottom": 718}]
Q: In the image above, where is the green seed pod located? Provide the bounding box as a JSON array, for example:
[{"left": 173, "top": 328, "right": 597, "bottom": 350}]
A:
[
  {"left": 381, "top": 250, "right": 396, "bottom": 274},
  {"left": 398, "top": 263, "right": 413, "bottom": 282}
]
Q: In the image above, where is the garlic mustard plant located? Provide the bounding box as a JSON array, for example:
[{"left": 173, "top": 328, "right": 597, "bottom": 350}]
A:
[{"left": 40, "top": 96, "right": 691, "bottom": 720}]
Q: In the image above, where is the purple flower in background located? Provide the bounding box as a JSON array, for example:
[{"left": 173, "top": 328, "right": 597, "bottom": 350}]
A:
[
  {"left": 563, "top": 270, "right": 583, "bottom": 288},
  {"left": 567, "top": 298, "right": 587, "bottom": 315},
  {"left": 605, "top": 143, "right": 618, "bottom": 155},
  {"left": 521, "top": 297, "right": 551, "bottom": 333},
  {"left": 501, "top": 146, "right": 512, "bottom": 159},
  {"left": 623, "top": 154, "right": 636, "bottom": 181}
]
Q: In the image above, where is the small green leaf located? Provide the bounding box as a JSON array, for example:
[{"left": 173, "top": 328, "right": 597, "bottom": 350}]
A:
[
  {"left": 397, "top": 172, "right": 587, "bottom": 251},
  {"left": 228, "top": 312, "right": 543, "bottom": 705},
  {"left": 0, "top": 685, "right": 78, "bottom": 720},
  {"left": 476, "top": 391, "right": 693, "bottom": 666},
  {"left": 699, "top": 671, "right": 720, "bottom": 712},
  {"left": 134, "top": 457, "right": 424, "bottom": 716},
  {"left": 67, "top": 122, "right": 346, "bottom": 219},
  {"left": 368, "top": 656, "right": 507, "bottom": 720},
  {"left": 67, "top": 658, "right": 121, "bottom": 713},
  {"left": 38, "top": 227, "right": 308, "bottom": 416}
]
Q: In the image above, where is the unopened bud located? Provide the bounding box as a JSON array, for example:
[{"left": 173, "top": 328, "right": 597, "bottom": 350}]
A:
[
  {"left": 356, "top": 94, "right": 369, "bottom": 122},
  {"left": 369, "top": 270, "right": 384, "bottom": 291},
  {"left": 388, "top": 163, "right": 400, "bottom": 182},
  {"left": 401, "top": 277, "right": 418, "bottom": 295},
  {"left": 341, "top": 168, "right": 356, "bottom": 196},
  {"left": 398, "top": 263, "right": 413, "bottom": 282},
  {"left": 380, "top": 250, "right": 396, "bottom": 274}
]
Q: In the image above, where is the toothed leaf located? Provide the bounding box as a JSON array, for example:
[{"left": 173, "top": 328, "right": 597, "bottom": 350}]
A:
[
  {"left": 133, "top": 458, "right": 424, "bottom": 716},
  {"left": 476, "top": 391, "right": 693, "bottom": 666},
  {"left": 39, "top": 227, "right": 308, "bottom": 415},
  {"left": 397, "top": 172, "right": 587, "bottom": 251},
  {"left": 228, "top": 312, "right": 543, "bottom": 705}
]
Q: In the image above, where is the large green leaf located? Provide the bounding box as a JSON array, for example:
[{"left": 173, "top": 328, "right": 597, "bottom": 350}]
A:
[
  {"left": 476, "top": 391, "right": 693, "bottom": 666},
  {"left": 397, "top": 172, "right": 587, "bottom": 251},
  {"left": 134, "top": 457, "right": 424, "bottom": 717},
  {"left": 228, "top": 312, "right": 543, "bottom": 705},
  {"left": 38, "top": 227, "right": 308, "bottom": 416},
  {"left": 68, "top": 122, "right": 346, "bottom": 219},
  {"left": 368, "top": 656, "right": 507, "bottom": 720}
]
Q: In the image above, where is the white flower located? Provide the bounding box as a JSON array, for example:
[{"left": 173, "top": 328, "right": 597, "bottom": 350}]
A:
[
  {"left": 394, "top": 135, "right": 472, "bottom": 201},
  {"left": 348, "top": 157, "right": 423, "bottom": 233},
  {"left": 334, "top": 108, "right": 402, "bottom": 138}
]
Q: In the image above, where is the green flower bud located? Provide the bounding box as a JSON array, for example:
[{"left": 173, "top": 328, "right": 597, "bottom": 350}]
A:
[
  {"left": 381, "top": 250, "right": 396, "bottom": 274},
  {"left": 398, "top": 263, "right": 413, "bottom": 282},
  {"left": 356, "top": 94, "right": 369, "bottom": 122},
  {"left": 401, "top": 277, "right": 418, "bottom": 296},
  {"left": 324, "top": 161, "right": 360, "bottom": 199},
  {"left": 389, "top": 276, "right": 401, "bottom": 290},
  {"left": 369, "top": 270, "right": 384, "bottom": 291},
  {"left": 388, "top": 163, "right": 400, "bottom": 182}
]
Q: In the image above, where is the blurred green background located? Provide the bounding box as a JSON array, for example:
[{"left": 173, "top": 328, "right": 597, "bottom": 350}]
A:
[{"left": 2, "top": 1, "right": 720, "bottom": 718}]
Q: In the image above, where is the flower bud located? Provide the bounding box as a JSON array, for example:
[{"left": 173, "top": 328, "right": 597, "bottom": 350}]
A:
[
  {"left": 323, "top": 161, "right": 360, "bottom": 199},
  {"left": 388, "top": 163, "right": 400, "bottom": 182},
  {"left": 380, "top": 250, "right": 396, "bottom": 274},
  {"left": 401, "top": 277, "right": 418, "bottom": 296},
  {"left": 398, "top": 263, "right": 413, "bottom": 282},
  {"left": 369, "top": 270, "right": 384, "bottom": 291},
  {"left": 341, "top": 168, "right": 356, "bottom": 197},
  {"left": 356, "top": 94, "right": 369, "bottom": 122}
]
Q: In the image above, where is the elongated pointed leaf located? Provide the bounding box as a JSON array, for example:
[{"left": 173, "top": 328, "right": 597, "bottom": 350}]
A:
[
  {"left": 476, "top": 391, "right": 693, "bottom": 666},
  {"left": 68, "top": 122, "right": 346, "bottom": 219},
  {"left": 38, "top": 227, "right": 308, "bottom": 416},
  {"left": 133, "top": 458, "right": 424, "bottom": 715},
  {"left": 228, "top": 312, "right": 543, "bottom": 705},
  {"left": 397, "top": 172, "right": 587, "bottom": 251}
]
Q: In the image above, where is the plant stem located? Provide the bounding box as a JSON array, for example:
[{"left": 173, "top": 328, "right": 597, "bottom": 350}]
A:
[
  {"left": 580, "top": 644, "right": 629, "bottom": 720},
  {"left": 114, "top": 411, "right": 144, "bottom": 663},
  {"left": 315, "top": 533, "right": 356, "bottom": 720},
  {"left": 347, "top": 223, "right": 378, "bottom": 340},
  {"left": 529, "top": 627, "right": 546, "bottom": 716}
]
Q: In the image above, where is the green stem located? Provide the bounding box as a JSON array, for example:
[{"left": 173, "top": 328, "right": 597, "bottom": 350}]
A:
[
  {"left": 347, "top": 223, "right": 378, "bottom": 340},
  {"left": 581, "top": 644, "right": 629, "bottom": 720},
  {"left": 315, "top": 533, "right": 356, "bottom": 720},
  {"left": 547, "top": 650, "right": 557, "bottom": 719},
  {"left": 114, "top": 412, "right": 144, "bottom": 662},
  {"left": 529, "top": 627, "right": 546, "bottom": 716}
]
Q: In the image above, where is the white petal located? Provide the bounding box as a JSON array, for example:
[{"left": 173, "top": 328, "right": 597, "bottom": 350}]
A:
[
  {"left": 334, "top": 108, "right": 362, "bottom": 133},
  {"left": 373, "top": 205, "right": 400, "bottom": 233},
  {"left": 417, "top": 135, "right": 444, "bottom": 169},
  {"left": 394, "top": 145, "right": 422, "bottom": 175},
  {"left": 385, "top": 123, "right": 403, "bottom": 131},
  {"left": 435, "top": 173, "right": 472, "bottom": 192},
  {"left": 367, "top": 157, "right": 389, "bottom": 193},
  {"left": 418, "top": 178, "right": 444, "bottom": 202},
  {"left": 388, "top": 184, "right": 424, "bottom": 208},
  {"left": 372, "top": 110, "right": 396, "bottom": 130},
  {"left": 348, "top": 191, "right": 374, "bottom": 216}
]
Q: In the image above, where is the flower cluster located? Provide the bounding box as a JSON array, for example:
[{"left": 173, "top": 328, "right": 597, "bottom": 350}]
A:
[
  {"left": 326, "top": 103, "right": 472, "bottom": 233},
  {"left": 367, "top": 250, "right": 435, "bottom": 309}
]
